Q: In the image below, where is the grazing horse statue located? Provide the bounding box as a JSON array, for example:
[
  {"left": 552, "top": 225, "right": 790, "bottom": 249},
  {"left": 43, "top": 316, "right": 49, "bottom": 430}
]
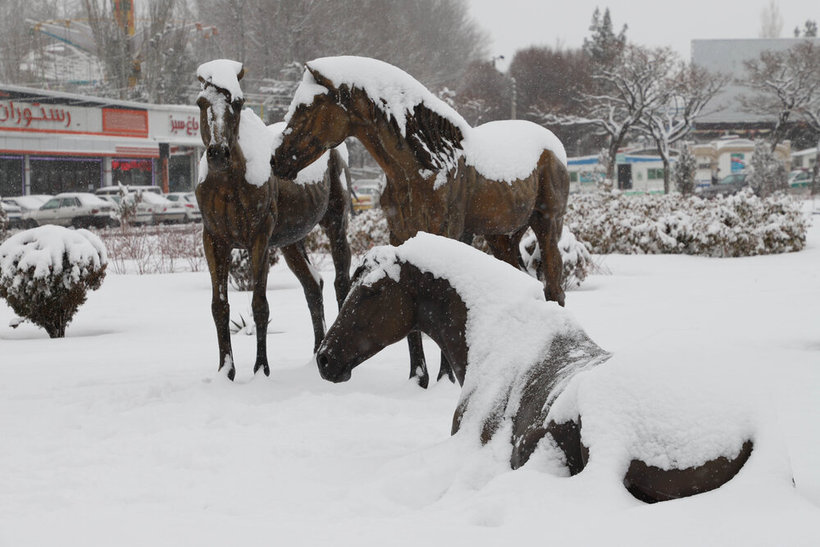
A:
[
  {"left": 271, "top": 55, "right": 570, "bottom": 388},
  {"left": 314, "top": 233, "right": 754, "bottom": 503},
  {"left": 195, "top": 59, "right": 351, "bottom": 380}
]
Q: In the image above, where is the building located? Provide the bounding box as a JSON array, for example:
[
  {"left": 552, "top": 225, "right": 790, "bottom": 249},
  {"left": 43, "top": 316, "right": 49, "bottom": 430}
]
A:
[
  {"left": 692, "top": 137, "right": 791, "bottom": 184},
  {"left": 568, "top": 150, "right": 676, "bottom": 194},
  {"left": 692, "top": 38, "right": 820, "bottom": 137},
  {"left": 0, "top": 84, "right": 202, "bottom": 198}
]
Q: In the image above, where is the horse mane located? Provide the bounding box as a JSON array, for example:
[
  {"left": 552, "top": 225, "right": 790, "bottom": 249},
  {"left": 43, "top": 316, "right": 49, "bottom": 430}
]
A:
[{"left": 345, "top": 85, "right": 466, "bottom": 174}]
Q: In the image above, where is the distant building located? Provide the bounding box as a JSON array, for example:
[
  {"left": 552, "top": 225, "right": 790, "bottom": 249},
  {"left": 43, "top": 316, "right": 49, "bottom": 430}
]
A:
[
  {"left": 568, "top": 149, "right": 676, "bottom": 194},
  {"left": 692, "top": 137, "right": 791, "bottom": 185},
  {"left": 691, "top": 38, "right": 820, "bottom": 137},
  {"left": 0, "top": 84, "right": 201, "bottom": 197}
]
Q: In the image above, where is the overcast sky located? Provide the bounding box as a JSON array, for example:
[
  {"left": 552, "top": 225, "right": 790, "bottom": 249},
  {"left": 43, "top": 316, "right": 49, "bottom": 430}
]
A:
[{"left": 468, "top": 0, "right": 819, "bottom": 67}]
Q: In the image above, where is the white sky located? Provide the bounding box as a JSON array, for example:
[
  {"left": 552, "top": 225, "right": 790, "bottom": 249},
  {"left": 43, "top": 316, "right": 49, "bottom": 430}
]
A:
[{"left": 467, "top": 0, "right": 820, "bottom": 67}]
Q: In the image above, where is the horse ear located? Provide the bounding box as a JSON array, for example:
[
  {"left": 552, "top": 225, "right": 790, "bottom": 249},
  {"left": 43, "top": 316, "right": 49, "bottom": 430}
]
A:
[
  {"left": 237, "top": 66, "right": 245, "bottom": 81},
  {"left": 306, "top": 63, "right": 336, "bottom": 91}
]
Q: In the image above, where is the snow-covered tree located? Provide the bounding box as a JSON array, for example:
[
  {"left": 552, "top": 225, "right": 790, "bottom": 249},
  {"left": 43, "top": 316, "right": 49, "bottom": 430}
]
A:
[
  {"left": 540, "top": 45, "right": 677, "bottom": 182},
  {"left": 759, "top": 0, "right": 784, "bottom": 38},
  {"left": 637, "top": 63, "right": 726, "bottom": 193},
  {"left": 741, "top": 40, "right": 820, "bottom": 148},
  {"left": 673, "top": 143, "right": 697, "bottom": 195},
  {"left": 747, "top": 139, "right": 788, "bottom": 197}
]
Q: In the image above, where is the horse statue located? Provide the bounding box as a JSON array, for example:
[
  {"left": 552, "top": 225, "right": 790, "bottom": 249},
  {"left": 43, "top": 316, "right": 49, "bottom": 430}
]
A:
[
  {"left": 271, "top": 55, "right": 570, "bottom": 389},
  {"left": 314, "top": 233, "right": 755, "bottom": 503},
  {"left": 195, "top": 59, "right": 352, "bottom": 380}
]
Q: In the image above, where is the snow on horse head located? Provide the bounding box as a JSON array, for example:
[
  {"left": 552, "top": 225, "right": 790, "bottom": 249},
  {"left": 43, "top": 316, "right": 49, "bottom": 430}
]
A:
[
  {"left": 315, "top": 233, "right": 754, "bottom": 503},
  {"left": 195, "top": 59, "right": 352, "bottom": 381},
  {"left": 271, "top": 55, "right": 570, "bottom": 389}
]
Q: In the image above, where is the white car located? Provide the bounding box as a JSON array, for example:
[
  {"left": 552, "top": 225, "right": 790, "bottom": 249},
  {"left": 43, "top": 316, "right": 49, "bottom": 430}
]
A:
[
  {"left": 1, "top": 201, "right": 23, "bottom": 229},
  {"left": 164, "top": 192, "right": 202, "bottom": 222},
  {"left": 27, "top": 193, "right": 118, "bottom": 228},
  {"left": 141, "top": 192, "right": 187, "bottom": 224},
  {"left": 98, "top": 194, "right": 154, "bottom": 226}
]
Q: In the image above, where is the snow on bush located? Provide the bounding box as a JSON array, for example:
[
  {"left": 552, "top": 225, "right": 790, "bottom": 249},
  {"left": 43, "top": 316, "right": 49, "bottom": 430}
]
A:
[
  {"left": 674, "top": 143, "right": 697, "bottom": 196},
  {"left": 747, "top": 139, "right": 788, "bottom": 198},
  {"left": 567, "top": 189, "right": 809, "bottom": 257},
  {"left": 0, "top": 225, "right": 107, "bottom": 337},
  {"left": 228, "top": 247, "right": 280, "bottom": 291},
  {"left": 0, "top": 198, "right": 8, "bottom": 243}
]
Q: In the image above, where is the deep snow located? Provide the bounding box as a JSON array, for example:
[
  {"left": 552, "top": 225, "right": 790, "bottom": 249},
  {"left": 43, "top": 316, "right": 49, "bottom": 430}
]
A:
[{"left": 1, "top": 212, "right": 819, "bottom": 546}]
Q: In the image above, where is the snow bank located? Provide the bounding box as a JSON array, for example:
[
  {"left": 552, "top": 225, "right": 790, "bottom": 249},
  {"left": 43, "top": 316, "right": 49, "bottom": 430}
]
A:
[{"left": 286, "top": 56, "right": 566, "bottom": 186}]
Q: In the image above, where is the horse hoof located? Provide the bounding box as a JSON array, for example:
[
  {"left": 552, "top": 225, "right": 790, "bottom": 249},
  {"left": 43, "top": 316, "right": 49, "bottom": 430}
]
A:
[
  {"left": 437, "top": 367, "right": 456, "bottom": 384},
  {"left": 254, "top": 363, "right": 271, "bottom": 377},
  {"left": 219, "top": 366, "right": 236, "bottom": 381},
  {"left": 412, "top": 371, "right": 430, "bottom": 389}
]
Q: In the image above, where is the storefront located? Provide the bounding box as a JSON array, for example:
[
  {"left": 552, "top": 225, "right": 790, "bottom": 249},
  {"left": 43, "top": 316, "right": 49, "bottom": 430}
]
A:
[{"left": 0, "top": 84, "right": 202, "bottom": 197}]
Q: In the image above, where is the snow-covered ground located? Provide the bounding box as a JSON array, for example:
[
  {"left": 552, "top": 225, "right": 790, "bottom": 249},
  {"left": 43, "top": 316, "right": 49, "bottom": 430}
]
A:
[{"left": 1, "top": 209, "right": 819, "bottom": 546}]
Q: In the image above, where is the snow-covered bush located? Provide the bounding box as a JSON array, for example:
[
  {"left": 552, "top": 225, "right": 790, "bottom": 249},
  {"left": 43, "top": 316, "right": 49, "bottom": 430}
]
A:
[
  {"left": 0, "top": 225, "right": 107, "bottom": 338},
  {"left": 229, "top": 247, "right": 279, "bottom": 291},
  {"left": 566, "top": 189, "right": 808, "bottom": 257},
  {"left": 304, "top": 208, "right": 390, "bottom": 257},
  {"left": 116, "top": 184, "right": 143, "bottom": 227},
  {"left": 520, "top": 227, "right": 596, "bottom": 290},
  {"left": 674, "top": 143, "right": 697, "bottom": 195},
  {"left": 747, "top": 139, "right": 788, "bottom": 198}
]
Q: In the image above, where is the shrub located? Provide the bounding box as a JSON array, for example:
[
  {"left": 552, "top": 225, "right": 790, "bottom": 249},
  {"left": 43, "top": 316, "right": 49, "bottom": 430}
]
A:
[
  {"left": 229, "top": 247, "right": 279, "bottom": 291},
  {"left": 747, "top": 139, "right": 788, "bottom": 198},
  {"left": 566, "top": 189, "right": 808, "bottom": 257},
  {"left": 520, "top": 227, "right": 596, "bottom": 290},
  {"left": 0, "top": 197, "right": 8, "bottom": 243},
  {"left": 0, "top": 225, "right": 107, "bottom": 338},
  {"left": 674, "top": 143, "right": 697, "bottom": 196}
]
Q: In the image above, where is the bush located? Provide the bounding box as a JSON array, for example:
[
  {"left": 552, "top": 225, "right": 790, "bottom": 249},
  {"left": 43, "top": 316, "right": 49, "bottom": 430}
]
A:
[
  {"left": 747, "top": 139, "right": 788, "bottom": 198},
  {"left": 229, "top": 247, "right": 279, "bottom": 291},
  {"left": 566, "top": 189, "right": 809, "bottom": 257},
  {"left": 0, "top": 225, "right": 107, "bottom": 338},
  {"left": 520, "top": 227, "right": 596, "bottom": 290},
  {"left": 0, "top": 197, "right": 8, "bottom": 243},
  {"left": 674, "top": 143, "right": 697, "bottom": 196}
]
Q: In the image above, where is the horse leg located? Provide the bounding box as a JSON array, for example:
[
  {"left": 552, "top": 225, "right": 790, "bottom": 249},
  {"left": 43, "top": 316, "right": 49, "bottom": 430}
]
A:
[
  {"left": 282, "top": 242, "right": 326, "bottom": 353},
  {"left": 531, "top": 215, "right": 566, "bottom": 306},
  {"left": 407, "top": 331, "right": 430, "bottom": 389},
  {"left": 320, "top": 210, "right": 352, "bottom": 309},
  {"left": 249, "top": 238, "right": 272, "bottom": 377},
  {"left": 203, "top": 230, "right": 235, "bottom": 380},
  {"left": 483, "top": 234, "right": 521, "bottom": 269}
]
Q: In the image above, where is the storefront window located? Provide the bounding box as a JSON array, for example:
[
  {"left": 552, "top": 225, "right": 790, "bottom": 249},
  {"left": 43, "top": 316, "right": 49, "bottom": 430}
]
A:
[
  {"left": 169, "top": 153, "right": 195, "bottom": 192},
  {"left": 112, "top": 158, "right": 154, "bottom": 187},
  {"left": 0, "top": 156, "right": 23, "bottom": 197},
  {"left": 30, "top": 157, "right": 102, "bottom": 195}
]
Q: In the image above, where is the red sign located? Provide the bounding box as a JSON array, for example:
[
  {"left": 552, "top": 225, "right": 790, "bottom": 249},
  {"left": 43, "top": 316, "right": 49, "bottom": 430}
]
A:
[
  {"left": 169, "top": 114, "right": 200, "bottom": 136},
  {"left": 0, "top": 101, "right": 72, "bottom": 128},
  {"left": 102, "top": 108, "right": 149, "bottom": 137}
]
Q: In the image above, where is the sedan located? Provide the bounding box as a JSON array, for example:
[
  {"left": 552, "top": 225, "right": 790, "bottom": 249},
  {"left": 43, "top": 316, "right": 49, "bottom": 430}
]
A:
[{"left": 27, "top": 193, "right": 118, "bottom": 228}]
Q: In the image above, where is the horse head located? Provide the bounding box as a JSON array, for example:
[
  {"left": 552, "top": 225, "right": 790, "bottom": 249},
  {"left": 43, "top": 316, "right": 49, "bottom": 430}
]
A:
[
  {"left": 272, "top": 64, "right": 352, "bottom": 180},
  {"left": 196, "top": 60, "right": 247, "bottom": 173},
  {"left": 316, "top": 248, "right": 416, "bottom": 382}
]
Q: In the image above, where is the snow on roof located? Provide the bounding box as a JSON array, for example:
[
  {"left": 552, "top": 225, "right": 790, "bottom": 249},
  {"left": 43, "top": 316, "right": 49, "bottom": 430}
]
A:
[
  {"left": 196, "top": 59, "right": 244, "bottom": 101},
  {"left": 286, "top": 56, "right": 566, "bottom": 186},
  {"left": 267, "top": 122, "right": 348, "bottom": 186},
  {"left": 0, "top": 225, "right": 107, "bottom": 286}
]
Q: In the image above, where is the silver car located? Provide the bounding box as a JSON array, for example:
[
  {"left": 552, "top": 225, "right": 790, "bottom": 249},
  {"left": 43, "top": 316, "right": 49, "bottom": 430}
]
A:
[{"left": 28, "top": 193, "right": 118, "bottom": 228}]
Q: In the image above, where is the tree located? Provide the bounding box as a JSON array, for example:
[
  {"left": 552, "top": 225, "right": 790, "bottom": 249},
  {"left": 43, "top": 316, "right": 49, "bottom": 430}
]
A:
[
  {"left": 673, "top": 143, "right": 697, "bottom": 195},
  {"left": 759, "top": 0, "right": 784, "bottom": 38},
  {"left": 451, "top": 59, "right": 510, "bottom": 125},
  {"left": 637, "top": 63, "right": 726, "bottom": 193},
  {"left": 0, "top": 0, "right": 62, "bottom": 84},
  {"left": 582, "top": 7, "right": 627, "bottom": 68},
  {"left": 793, "top": 20, "right": 818, "bottom": 37},
  {"left": 741, "top": 40, "right": 820, "bottom": 148},
  {"left": 747, "top": 139, "right": 788, "bottom": 197}
]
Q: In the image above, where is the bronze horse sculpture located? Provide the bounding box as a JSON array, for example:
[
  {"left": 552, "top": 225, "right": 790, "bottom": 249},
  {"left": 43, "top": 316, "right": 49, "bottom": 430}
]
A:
[
  {"left": 195, "top": 59, "right": 351, "bottom": 380},
  {"left": 272, "top": 55, "right": 570, "bottom": 388},
  {"left": 314, "top": 233, "right": 754, "bottom": 503}
]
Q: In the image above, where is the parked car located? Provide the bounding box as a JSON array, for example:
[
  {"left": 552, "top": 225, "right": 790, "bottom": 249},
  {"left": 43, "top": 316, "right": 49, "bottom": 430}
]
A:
[
  {"left": 697, "top": 173, "right": 749, "bottom": 198},
  {"left": 140, "top": 192, "right": 187, "bottom": 224},
  {"left": 788, "top": 169, "right": 813, "bottom": 188},
  {"left": 3, "top": 195, "right": 52, "bottom": 213},
  {"left": 98, "top": 194, "right": 154, "bottom": 225},
  {"left": 1, "top": 201, "right": 23, "bottom": 229},
  {"left": 350, "top": 179, "right": 383, "bottom": 213},
  {"left": 95, "top": 184, "right": 162, "bottom": 198},
  {"left": 27, "top": 193, "right": 118, "bottom": 228},
  {"left": 164, "top": 192, "right": 202, "bottom": 222}
]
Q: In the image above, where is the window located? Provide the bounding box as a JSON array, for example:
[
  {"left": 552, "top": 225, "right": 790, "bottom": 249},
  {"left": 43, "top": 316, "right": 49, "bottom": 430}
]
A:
[
  {"left": 42, "top": 199, "right": 60, "bottom": 210},
  {"left": 647, "top": 168, "right": 666, "bottom": 180},
  {"left": 569, "top": 171, "right": 578, "bottom": 182}
]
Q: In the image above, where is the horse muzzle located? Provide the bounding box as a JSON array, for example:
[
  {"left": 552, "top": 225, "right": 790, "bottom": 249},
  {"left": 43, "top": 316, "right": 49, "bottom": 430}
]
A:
[
  {"left": 315, "top": 350, "right": 352, "bottom": 383},
  {"left": 206, "top": 145, "right": 231, "bottom": 170}
]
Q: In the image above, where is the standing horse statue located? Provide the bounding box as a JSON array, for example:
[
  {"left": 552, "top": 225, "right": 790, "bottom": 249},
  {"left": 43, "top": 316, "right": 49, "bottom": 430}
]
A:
[
  {"left": 271, "top": 55, "right": 570, "bottom": 388},
  {"left": 196, "top": 59, "right": 351, "bottom": 380},
  {"left": 314, "top": 233, "right": 755, "bottom": 503}
]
